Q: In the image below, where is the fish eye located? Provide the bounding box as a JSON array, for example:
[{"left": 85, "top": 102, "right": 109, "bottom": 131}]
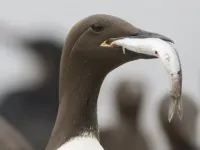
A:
[{"left": 91, "top": 23, "right": 104, "bottom": 33}]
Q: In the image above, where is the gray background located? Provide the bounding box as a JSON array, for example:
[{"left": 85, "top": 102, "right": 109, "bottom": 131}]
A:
[{"left": 0, "top": 0, "right": 199, "bottom": 150}]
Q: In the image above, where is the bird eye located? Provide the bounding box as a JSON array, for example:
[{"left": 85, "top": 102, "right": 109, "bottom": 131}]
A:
[{"left": 91, "top": 23, "right": 104, "bottom": 33}]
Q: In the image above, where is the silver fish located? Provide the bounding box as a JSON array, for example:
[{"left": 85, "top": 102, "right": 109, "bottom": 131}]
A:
[{"left": 101, "top": 38, "right": 182, "bottom": 122}]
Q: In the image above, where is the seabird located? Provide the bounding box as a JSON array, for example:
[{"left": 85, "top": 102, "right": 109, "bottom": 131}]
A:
[{"left": 45, "top": 14, "right": 174, "bottom": 150}]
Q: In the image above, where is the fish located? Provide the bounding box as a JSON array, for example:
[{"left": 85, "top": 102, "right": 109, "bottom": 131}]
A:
[{"left": 100, "top": 37, "right": 182, "bottom": 122}]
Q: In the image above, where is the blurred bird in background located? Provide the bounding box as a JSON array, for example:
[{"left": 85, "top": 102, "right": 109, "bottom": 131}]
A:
[
  {"left": 100, "top": 80, "right": 148, "bottom": 150},
  {"left": 159, "top": 93, "right": 199, "bottom": 150},
  {"left": 0, "top": 28, "right": 62, "bottom": 150}
]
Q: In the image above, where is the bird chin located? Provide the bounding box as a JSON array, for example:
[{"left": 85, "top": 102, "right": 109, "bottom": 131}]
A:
[
  {"left": 121, "top": 48, "right": 158, "bottom": 60},
  {"left": 138, "top": 53, "right": 158, "bottom": 59},
  {"left": 124, "top": 50, "right": 158, "bottom": 60}
]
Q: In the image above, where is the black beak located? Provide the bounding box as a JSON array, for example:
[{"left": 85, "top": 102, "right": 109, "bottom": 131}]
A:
[
  {"left": 132, "top": 29, "right": 174, "bottom": 43},
  {"left": 104, "top": 29, "right": 174, "bottom": 44}
]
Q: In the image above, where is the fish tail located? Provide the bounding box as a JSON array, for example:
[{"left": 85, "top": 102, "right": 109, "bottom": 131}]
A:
[
  {"left": 177, "top": 97, "right": 183, "bottom": 120},
  {"left": 168, "top": 97, "right": 183, "bottom": 122},
  {"left": 168, "top": 98, "right": 176, "bottom": 122}
]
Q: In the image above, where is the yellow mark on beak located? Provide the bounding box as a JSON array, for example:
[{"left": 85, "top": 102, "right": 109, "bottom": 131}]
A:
[{"left": 100, "top": 41, "right": 111, "bottom": 47}]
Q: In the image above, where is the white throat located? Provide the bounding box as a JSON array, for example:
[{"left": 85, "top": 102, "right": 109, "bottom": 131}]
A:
[{"left": 57, "top": 133, "right": 104, "bottom": 150}]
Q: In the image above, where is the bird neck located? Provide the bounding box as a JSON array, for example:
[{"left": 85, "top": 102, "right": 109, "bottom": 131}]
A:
[{"left": 46, "top": 55, "right": 109, "bottom": 150}]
